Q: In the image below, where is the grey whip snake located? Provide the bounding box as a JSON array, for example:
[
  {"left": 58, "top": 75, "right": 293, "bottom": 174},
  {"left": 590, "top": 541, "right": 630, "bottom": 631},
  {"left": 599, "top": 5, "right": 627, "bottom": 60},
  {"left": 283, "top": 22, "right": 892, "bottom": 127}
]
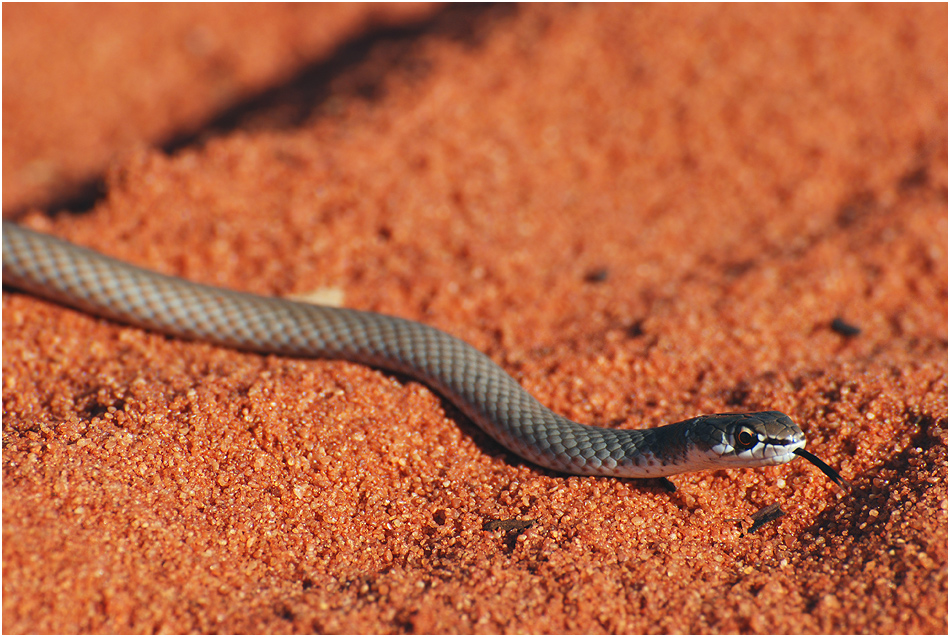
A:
[{"left": 2, "top": 221, "right": 846, "bottom": 486}]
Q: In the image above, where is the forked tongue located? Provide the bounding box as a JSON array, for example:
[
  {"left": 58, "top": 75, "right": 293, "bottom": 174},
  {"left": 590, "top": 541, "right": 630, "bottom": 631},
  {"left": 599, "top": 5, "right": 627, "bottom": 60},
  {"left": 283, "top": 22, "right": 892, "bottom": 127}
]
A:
[{"left": 794, "top": 448, "right": 852, "bottom": 492}]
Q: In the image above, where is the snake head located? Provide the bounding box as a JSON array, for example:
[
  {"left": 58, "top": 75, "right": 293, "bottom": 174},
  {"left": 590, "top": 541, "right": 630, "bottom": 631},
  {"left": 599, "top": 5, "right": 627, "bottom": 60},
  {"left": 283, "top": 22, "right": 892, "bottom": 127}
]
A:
[
  {"left": 684, "top": 411, "right": 851, "bottom": 490},
  {"left": 687, "top": 411, "right": 806, "bottom": 469}
]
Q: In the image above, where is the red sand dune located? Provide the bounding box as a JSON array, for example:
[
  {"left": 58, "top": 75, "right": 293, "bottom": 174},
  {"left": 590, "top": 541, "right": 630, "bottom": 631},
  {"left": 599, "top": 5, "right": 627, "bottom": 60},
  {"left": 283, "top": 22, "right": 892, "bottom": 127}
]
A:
[{"left": 3, "top": 4, "right": 946, "bottom": 633}]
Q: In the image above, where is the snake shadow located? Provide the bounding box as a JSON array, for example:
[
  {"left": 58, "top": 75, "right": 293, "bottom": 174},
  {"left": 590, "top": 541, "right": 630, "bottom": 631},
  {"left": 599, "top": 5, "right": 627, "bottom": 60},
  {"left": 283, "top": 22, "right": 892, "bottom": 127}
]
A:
[{"left": 394, "top": 370, "right": 680, "bottom": 494}]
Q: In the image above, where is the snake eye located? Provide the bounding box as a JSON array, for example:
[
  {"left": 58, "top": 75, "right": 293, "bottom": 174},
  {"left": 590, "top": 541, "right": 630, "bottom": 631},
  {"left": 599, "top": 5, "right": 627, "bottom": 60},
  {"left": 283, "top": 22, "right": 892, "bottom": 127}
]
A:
[{"left": 736, "top": 427, "right": 758, "bottom": 450}]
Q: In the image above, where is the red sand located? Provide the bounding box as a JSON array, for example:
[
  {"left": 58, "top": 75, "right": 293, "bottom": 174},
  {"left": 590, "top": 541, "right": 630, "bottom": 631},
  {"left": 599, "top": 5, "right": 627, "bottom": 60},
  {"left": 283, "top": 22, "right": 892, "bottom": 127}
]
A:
[{"left": 3, "top": 4, "right": 947, "bottom": 633}]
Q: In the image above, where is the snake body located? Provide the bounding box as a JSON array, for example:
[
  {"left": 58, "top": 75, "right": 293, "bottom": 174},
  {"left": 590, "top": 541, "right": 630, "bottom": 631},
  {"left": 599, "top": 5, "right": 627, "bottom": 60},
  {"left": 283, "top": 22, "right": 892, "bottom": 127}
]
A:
[{"left": 2, "top": 221, "right": 808, "bottom": 477}]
